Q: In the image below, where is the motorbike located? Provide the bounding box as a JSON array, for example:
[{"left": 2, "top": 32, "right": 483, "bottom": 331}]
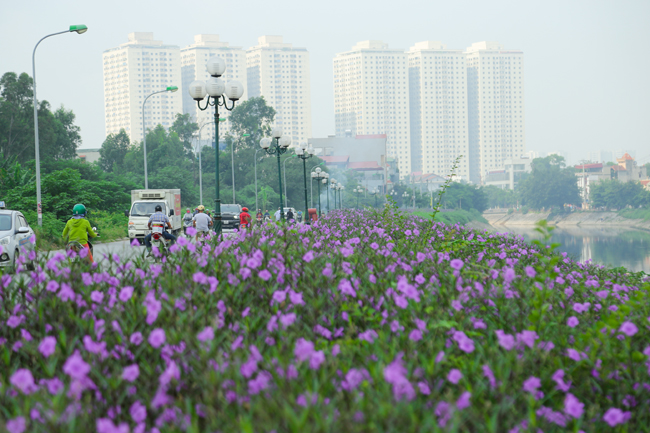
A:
[
  {"left": 66, "top": 227, "right": 97, "bottom": 263},
  {"left": 297, "top": 214, "right": 303, "bottom": 223},
  {"left": 183, "top": 217, "right": 192, "bottom": 235},
  {"left": 148, "top": 223, "right": 170, "bottom": 261}
]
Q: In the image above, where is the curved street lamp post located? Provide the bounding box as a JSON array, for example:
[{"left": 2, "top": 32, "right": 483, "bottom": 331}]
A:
[
  {"left": 371, "top": 188, "right": 379, "bottom": 208},
  {"left": 143, "top": 86, "right": 178, "bottom": 189},
  {"left": 32, "top": 25, "right": 88, "bottom": 226},
  {"left": 260, "top": 129, "right": 291, "bottom": 221},
  {"left": 231, "top": 133, "right": 250, "bottom": 203},
  {"left": 192, "top": 122, "right": 212, "bottom": 205},
  {"left": 296, "top": 143, "right": 315, "bottom": 224},
  {"left": 188, "top": 56, "right": 245, "bottom": 238},
  {"left": 354, "top": 187, "right": 364, "bottom": 208}
]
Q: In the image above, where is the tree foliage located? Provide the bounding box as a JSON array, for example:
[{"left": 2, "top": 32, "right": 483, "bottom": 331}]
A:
[
  {"left": 590, "top": 179, "right": 650, "bottom": 209},
  {"left": 99, "top": 129, "right": 131, "bottom": 172},
  {"left": 518, "top": 155, "right": 581, "bottom": 209}
]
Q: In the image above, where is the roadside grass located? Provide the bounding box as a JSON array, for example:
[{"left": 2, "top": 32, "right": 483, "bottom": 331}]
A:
[{"left": 619, "top": 207, "right": 650, "bottom": 221}]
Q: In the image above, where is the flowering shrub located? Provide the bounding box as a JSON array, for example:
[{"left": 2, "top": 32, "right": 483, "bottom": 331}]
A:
[{"left": 1, "top": 208, "right": 649, "bottom": 432}]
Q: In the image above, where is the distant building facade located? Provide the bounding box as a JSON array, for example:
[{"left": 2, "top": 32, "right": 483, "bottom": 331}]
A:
[
  {"left": 575, "top": 153, "right": 649, "bottom": 205},
  {"left": 180, "top": 35, "right": 247, "bottom": 142},
  {"left": 333, "top": 41, "right": 411, "bottom": 178},
  {"left": 76, "top": 148, "right": 101, "bottom": 164},
  {"left": 587, "top": 150, "right": 613, "bottom": 164},
  {"left": 407, "top": 41, "right": 469, "bottom": 181},
  {"left": 246, "top": 36, "right": 312, "bottom": 144},
  {"left": 102, "top": 33, "right": 182, "bottom": 143},
  {"left": 466, "top": 42, "right": 526, "bottom": 184},
  {"left": 483, "top": 156, "right": 532, "bottom": 190}
]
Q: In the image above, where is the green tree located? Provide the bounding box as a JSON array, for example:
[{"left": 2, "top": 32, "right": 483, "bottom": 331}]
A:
[
  {"left": 482, "top": 185, "right": 517, "bottom": 209},
  {"left": 518, "top": 155, "right": 581, "bottom": 209},
  {"left": 441, "top": 182, "right": 488, "bottom": 212},
  {"left": 225, "top": 97, "right": 276, "bottom": 152},
  {"left": 590, "top": 179, "right": 650, "bottom": 209},
  {"left": 99, "top": 129, "right": 131, "bottom": 172},
  {"left": 170, "top": 113, "right": 198, "bottom": 154}
]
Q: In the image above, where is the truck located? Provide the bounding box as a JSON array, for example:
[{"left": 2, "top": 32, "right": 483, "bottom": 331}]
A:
[{"left": 126, "top": 189, "right": 181, "bottom": 244}]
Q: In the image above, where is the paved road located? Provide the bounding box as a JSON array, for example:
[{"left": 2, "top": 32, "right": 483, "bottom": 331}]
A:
[{"left": 48, "top": 239, "right": 143, "bottom": 265}]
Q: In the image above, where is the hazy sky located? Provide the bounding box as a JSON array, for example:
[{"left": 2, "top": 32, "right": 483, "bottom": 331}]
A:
[{"left": 2, "top": 0, "right": 649, "bottom": 165}]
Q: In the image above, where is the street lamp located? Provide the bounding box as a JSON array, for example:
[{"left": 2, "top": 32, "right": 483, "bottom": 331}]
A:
[
  {"left": 32, "top": 24, "right": 88, "bottom": 226},
  {"left": 311, "top": 167, "right": 327, "bottom": 217},
  {"left": 339, "top": 185, "right": 345, "bottom": 208},
  {"left": 260, "top": 128, "right": 291, "bottom": 222},
  {"left": 370, "top": 188, "right": 379, "bottom": 208},
  {"left": 189, "top": 56, "right": 245, "bottom": 238},
  {"left": 354, "top": 187, "right": 364, "bottom": 208},
  {"left": 283, "top": 153, "right": 297, "bottom": 203},
  {"left": 402, "top": 191, "right": 409, "bottom": 209},
  {"left": 330, "top": 179, "right": 337, "bottom": 211},
  {"left": 192, "top": 122, "right": 212, "bottom": 205},
  {"left": 254, "top": 148, "right": 263, "bottom": 211},
  {"left": 296, "top": 142, "right": 314, "bottom": 224},
  {"left": 143, "top": 86, "right": 178, "bottom": 189},
  {"left": 231, "top": 133, "right": 251, "bottom": 204}
]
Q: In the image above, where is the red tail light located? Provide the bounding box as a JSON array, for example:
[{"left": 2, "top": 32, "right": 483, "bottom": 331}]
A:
[{"left": 153, "top": 233, "right": 161, "bottom": 240}]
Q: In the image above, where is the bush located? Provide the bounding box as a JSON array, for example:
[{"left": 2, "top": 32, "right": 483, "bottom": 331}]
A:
[{"left": 0, "top": 210, "right": 648, "bottom": 431}]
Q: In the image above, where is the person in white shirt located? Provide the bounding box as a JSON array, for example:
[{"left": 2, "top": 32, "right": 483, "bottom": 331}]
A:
[
  {"left": 274, "top": 207, "right": 281, "bottom": 222},
  {"left": 192, "top": 205, "right": 213, "bottom": 241}
]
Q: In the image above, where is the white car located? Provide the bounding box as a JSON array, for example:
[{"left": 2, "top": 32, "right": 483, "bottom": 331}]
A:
[{"left": 0, "top": 207, "right": 36, "bottom": 269}]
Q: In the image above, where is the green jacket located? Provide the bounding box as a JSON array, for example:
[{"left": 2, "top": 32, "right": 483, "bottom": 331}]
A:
[{"left": 62, "top": 218, "right": 97, "bottom": 244}]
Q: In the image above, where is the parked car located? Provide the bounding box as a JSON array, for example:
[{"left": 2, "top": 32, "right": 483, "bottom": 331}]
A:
[
  {"left": 220, "top": 204, "right": 242, "bottom": 232},
  {"left": 0, "top": 204, "right": 36, "bottom": 270}
]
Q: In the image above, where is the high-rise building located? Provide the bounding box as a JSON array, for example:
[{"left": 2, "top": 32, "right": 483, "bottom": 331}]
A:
[
  {"left": 587, "top": 150, "right": 613, "bottom": 163},
  {"left": 180, "top": 35, "right": 247, "bottom": 144},
  {"left": 246, "top": 36, "right": 312, "bottom": 144},
  {"left": 407, "top": 41, "right": 468, "bottom": 180},
  {"left": 103, "top": 32, "right": 182, "bottom": 143},
  {"left": 333, "top": 41, "right": 411, "bottom": 177},
  {"left": 465, "top": 41, "right": 525, "bottom": 183}
]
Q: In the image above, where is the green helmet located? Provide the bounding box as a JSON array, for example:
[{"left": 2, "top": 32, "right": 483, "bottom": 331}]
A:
[{"left": 72, "top": 204, "right": 86, "bottom": 216}]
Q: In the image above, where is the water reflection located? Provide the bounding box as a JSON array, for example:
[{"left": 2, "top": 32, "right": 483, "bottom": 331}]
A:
[{"left": 494, "top": 226, "right": 650, "bottom": 273}]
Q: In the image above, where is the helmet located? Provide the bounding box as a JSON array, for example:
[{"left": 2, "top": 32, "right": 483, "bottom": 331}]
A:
[
  {"left": 72, "top": 204, "right": 86, "bottom": 216},
  {"left": 242, "top": 207, "right": 248, "bottom": 212},
  {"left": 197, "top": 205, "right": 205, "bottom": 211},
  {"left": 155, "top": 205, "right": 162, "bottom": 212}
]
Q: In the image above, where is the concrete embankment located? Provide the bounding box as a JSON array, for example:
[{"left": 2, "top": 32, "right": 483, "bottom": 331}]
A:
[{"left": 483, "top": 211, "right": 650, "bottom": 232}]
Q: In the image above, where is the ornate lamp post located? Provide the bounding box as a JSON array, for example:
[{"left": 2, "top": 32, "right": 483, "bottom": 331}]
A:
[
  {"left": 192, "top": 122, "right": 212, "bottom": 205},
  {"left": 339, "top": 185, "right": 345, "bottom": 208},
  {"left": 402, "top": 191, "right": 409, "bottom": 209},
  {"left": 32, "top": 25, "right": 88, "bottom": 226},
  {"left": 371, "top": 188, "right": 379, "bottom": 208},
  {"left": 311, "top": 168, "right": 327, "bottom": 216},
  {"left": 260, "top": 128, "right": 291, "bottom": 221},
  {"left": 296, "top": 142, "right": 314, "bottom": 224},
  {"left": 329, "top": 178, "right": 337, "bottom": 212},
  {"left": 354, "top": 187, "right": 364, "bottom": 208},
  {"left": 188, "top": 56, "right": 245, "bottom": 239}
]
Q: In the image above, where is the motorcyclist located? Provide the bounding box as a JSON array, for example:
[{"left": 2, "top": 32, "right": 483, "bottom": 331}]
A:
[
  {"left": 286, "top": 208, "right": 294, "bottom": 223},
  {"left": 192, "top": 205, "right": 213, "bottom": 241},
  {"left": 144, "top": 205, "right": 176, "bottom": 252},
  {"left": 183, "top": 208, "right": 193, "bottom": 235},
  {"left": 62, "top": 204, "right": 98, "bottom": 263},
  {"left": 297, "top": 209, "right": 303, "bottom": 223},
  {"left": 256, "top": 209, "right": 263, "bottom": 225},
  {"left": 240, "top": 207, "right": 252, "bottom": 229},
  {"left": 263, "top": 209, "right": 270, "bottom": 221}
]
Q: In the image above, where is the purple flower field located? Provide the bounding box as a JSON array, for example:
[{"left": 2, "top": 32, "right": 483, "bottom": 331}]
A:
[{"left": 1, "top": 208, "right": 649, "bottom": 432}]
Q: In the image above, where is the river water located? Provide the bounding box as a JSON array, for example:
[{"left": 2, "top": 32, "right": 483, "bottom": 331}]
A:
[{"left": 493, "top": 226, "right": 650, "bottom": 273}]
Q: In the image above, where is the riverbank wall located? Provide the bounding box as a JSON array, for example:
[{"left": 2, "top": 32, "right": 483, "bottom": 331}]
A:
[{"left": 483, "top": 211, "right": 650, "bottom": 232}]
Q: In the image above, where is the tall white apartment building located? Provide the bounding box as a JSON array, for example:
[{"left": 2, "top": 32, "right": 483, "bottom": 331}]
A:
[
  {"left": 407, "top": 41, "right": 468, "bottom": 180},
  {"left": 246, "top": 36, "right": 312, "bottom": 144},
  {"left": 103, "top": 32, "right": 182, "bottom": 143},
  {"left": 334, "top": 41, "right": 411, "bottom": 177},
  {"left": 180, "top": 35, "right": 247, "bottom": 143},
  {"left": 465, "top": 41, "right": 525, "bottom": 183}
]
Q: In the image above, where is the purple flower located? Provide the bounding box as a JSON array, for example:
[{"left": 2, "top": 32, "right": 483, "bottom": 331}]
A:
[
  {"left": 602, "top": 408, "right": 629, "bottom": 427},
  {"left": 451, "top": 300, "right": 463, "bottom": 311},
  {"left": 435, "top": 351, "right": 445, "bottom": 362},
  {"left": 359, "top": 330, "right": 378, "bottom": 343},
  {"left": 516, "top": 330, "right": 538, "bottom": 349},
  {"left": 567, "top": 316, "right": 579, "bottom": 328},
  {"left": 10, "top": 369, "right": 35, "bottom": 394},
  {"left": 6, "top": 417, "right": 26, "bottom": 433},
  {"left": 564, "top": 393, "right": 584, "bottom": 419},
  {"left": 522, "top": 376, "right": 541, "bottom": 394},
  {"left": 450, "top": 259, "right": 464, "bottom": 270},
  {"left": 130, "top": 400, "right": 147, "bottom": 423},
  {"left": 309, "top": 350, "right": 325, "bottom": 370},
  {"left": 345, "top": 369, "right": 364, "bottom": 390},
  {"left": 258, "top": 269, "right": 272, "bottom": 281},
  {"left": 62, "top": 351, "right": 90, "bottom": 379},
  {"left": 272, "top": 290, "right": 287, "bottom": 304},
  {"left": 302, "top": 251, "right": 315, "bottom": 262},
  {"left": 38, "top": 336, "right": 56, "bottom": 358},
  {"left": 619, "top": 321, "right": 638, "bottom": 337},
  {"left": 457, "top": 391, "right": 471, "bottom": 410},
  {"left": 280, "top": 313, "right": 296, "bottom": 329},
  {"left": 447, "top": 369, "right": 462, "bottom": 384},
  {"left": 90, "top": 291, "right": 104, "bottom": 303},
  {"left": 409, "top": 329, "right": 422, "bottom": 342},
  {"left": 495, "top": 330, "right": 515, "bottom": 350},
  {"left": 483, "top": 364, "right": 496, "bottom": 388},
  {"left": 289, "top": 291, "right": 304, "bottom": 305},
  {"left": 332, "top": 344, "right": 340, "bottom": 357},
  {"left": 122, "top": 364, "right": 140, "bottom": 382},
  {"left": 525, "top": 266, "right": 536, "bottom": 278},
  {"left": 240, "top": 359, "right": 258, "bottom": 378},
  {"left": 197, "top": 327, "right": 214, "bottom": 342},
  {"left": 119, "top": 286, "right": 134, "bottom": 302},
  {"left": 130, "top": 332, "right": 143, "bottom": 346},
  {"left": 6, "top": 315, "right": 24, "bottom": 328},
  {"left": 148, "top": 328, "right": 166, "bottom": 348},
  {"left": 418, "top": 381, "right": 431, "bottom": 395},
  {"left": 294, "top": 338, "right": 315, "bottom": 362}
]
